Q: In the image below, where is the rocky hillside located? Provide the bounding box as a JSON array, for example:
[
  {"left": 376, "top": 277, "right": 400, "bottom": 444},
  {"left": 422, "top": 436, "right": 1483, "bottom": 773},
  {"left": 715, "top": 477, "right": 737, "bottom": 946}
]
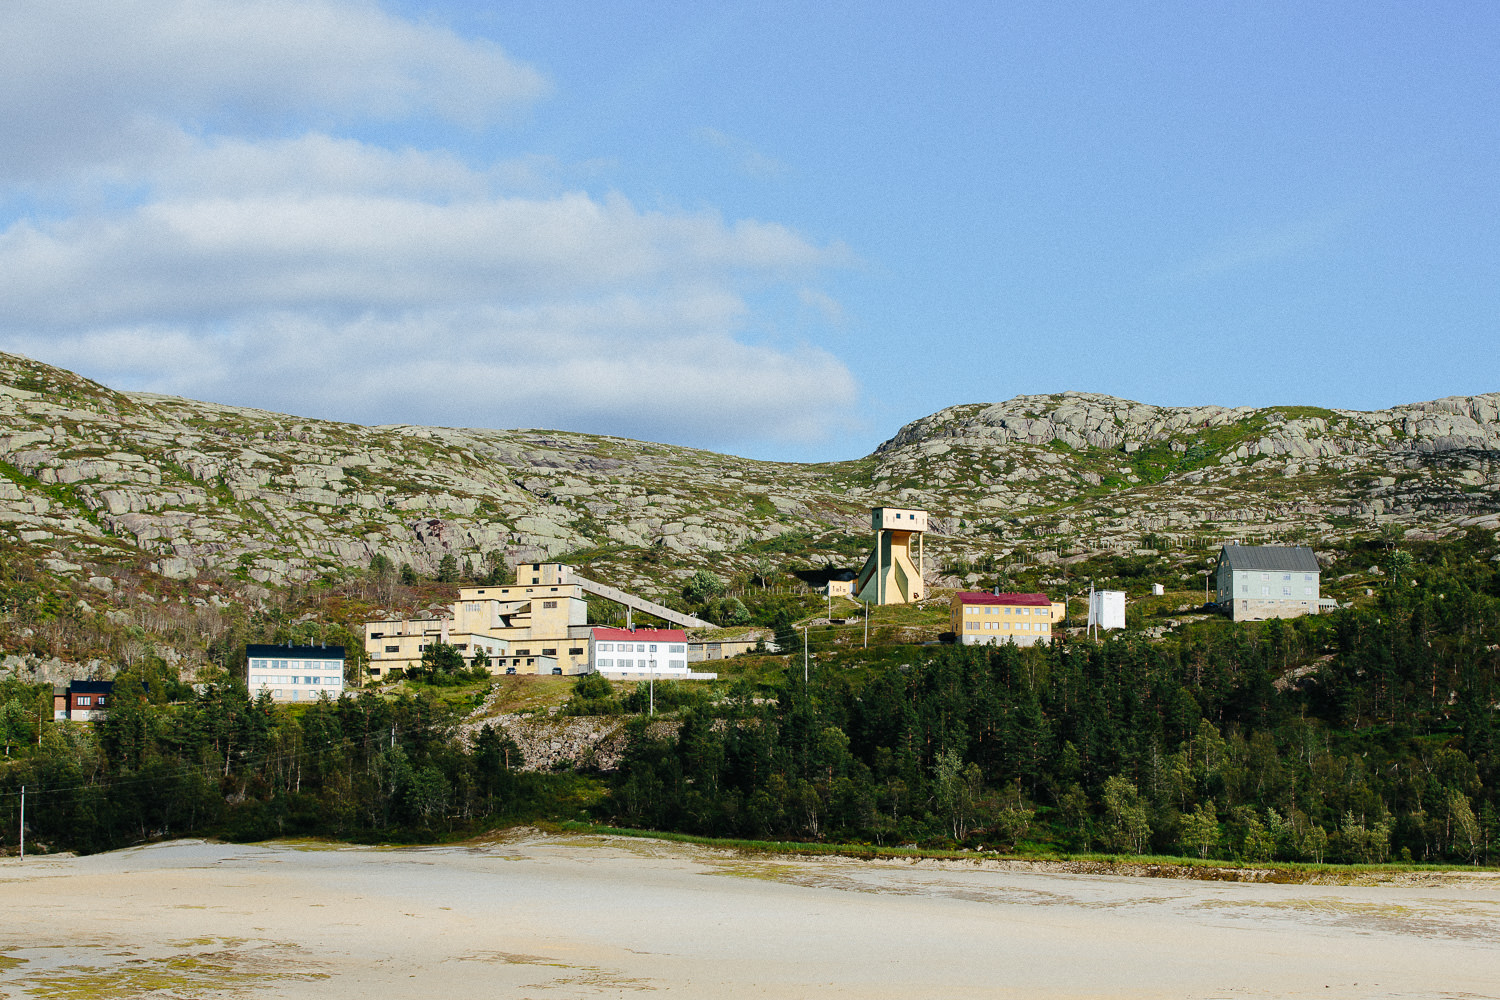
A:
[{"left": 0, "top": 352, "right": 1497, "bottom": 607}]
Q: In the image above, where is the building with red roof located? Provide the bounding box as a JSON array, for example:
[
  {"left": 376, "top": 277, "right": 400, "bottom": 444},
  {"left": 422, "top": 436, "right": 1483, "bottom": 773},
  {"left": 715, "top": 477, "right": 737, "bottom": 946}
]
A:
[
  {"left": 590, "top": 627, "right": 716, "bottom": 679},
  {"left": 950, "top": 591, "right": 1066, "bottom": 647}
]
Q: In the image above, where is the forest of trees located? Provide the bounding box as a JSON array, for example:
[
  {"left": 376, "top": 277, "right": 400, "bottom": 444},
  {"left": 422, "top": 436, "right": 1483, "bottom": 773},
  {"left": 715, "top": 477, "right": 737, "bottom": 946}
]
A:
[
  {"left": 608, "top": 536, "right": 1500, "bottom": 863},
  {"left": 0, "top": 534, "right": 1497, "bottom": 864}
]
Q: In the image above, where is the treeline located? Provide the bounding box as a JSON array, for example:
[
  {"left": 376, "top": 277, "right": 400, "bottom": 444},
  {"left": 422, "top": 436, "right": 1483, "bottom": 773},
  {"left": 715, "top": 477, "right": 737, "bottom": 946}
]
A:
[
  {"left": 2, "top": 535, "right": 1499, "bottom": 865},
  {"left": 609, "top": 544, "right": 1500, "bottom": 864},
  {"left": 0, "top": 673, "right": 585, "bottom": 854}
]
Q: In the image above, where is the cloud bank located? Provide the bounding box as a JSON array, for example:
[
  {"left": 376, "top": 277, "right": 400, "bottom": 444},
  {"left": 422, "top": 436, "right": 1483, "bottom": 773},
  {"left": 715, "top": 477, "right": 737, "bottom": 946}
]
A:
[{"left": 0, "top": 0, "right": 856, "bottom": 451}]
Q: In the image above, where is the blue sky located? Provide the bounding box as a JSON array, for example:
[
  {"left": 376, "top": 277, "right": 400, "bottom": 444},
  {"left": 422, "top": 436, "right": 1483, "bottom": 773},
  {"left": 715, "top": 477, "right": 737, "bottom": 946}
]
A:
[{"left": 1, "top": 2, "right": 1496, "bottom": 461}]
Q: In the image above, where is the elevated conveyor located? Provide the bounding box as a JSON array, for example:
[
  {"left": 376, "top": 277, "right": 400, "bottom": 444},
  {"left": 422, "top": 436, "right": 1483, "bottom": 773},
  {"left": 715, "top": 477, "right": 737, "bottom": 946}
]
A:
[{"left": 571, "top": 573, "right": 714, "bottom": 629}]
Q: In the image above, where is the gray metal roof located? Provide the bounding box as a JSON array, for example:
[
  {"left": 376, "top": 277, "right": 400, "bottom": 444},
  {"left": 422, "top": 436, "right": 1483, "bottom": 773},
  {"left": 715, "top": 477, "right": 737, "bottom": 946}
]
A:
[{"left": 1217, "top": 544, "right": 1320, "bottom": 574}]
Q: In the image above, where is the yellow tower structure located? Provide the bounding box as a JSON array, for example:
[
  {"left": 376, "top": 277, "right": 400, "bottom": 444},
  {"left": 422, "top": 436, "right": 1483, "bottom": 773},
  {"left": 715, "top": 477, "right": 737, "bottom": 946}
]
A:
[{"left": 854, "top": 506, "right": 928, "bottom": 605}]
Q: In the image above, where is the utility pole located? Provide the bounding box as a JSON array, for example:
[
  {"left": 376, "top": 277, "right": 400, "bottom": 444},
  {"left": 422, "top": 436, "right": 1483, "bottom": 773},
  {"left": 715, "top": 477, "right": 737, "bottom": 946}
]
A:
[
  {"left": 649, "top": 657, "right": 656, "bottom": 715},
  {"left": 18, "top": 785, "right": 24, "bottom": 860},
  {"left": 803, "top": 626, "right": 808, "bottom": 684},
  {"left": 864, "top": 603, "right": 869, "bottom": 648}
]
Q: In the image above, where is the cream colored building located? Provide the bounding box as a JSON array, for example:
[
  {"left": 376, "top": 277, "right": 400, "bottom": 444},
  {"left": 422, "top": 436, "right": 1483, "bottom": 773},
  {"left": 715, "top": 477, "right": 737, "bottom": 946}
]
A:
[
  {"left": 364, "top": 561, "right": 712, "bottom": 679},
  {"left": 951, "top": 592, "right": 1065, "bottom": 647},
  {"left": 365, "top": 576, "right": 592, "bottom": 677},
  {"left": 854, "top": 507, "right": 928, "bottom": 605}
]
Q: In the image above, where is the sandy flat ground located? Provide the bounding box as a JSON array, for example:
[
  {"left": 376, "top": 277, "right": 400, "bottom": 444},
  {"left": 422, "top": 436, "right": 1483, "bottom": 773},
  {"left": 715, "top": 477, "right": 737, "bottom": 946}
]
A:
[{"left": 2, "top": 834, "right": 1499, "bottom": 998}]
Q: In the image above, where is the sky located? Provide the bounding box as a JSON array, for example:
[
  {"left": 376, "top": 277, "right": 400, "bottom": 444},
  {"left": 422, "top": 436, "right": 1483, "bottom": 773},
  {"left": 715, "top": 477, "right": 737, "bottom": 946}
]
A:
[{"left": 1, "top": 1, "right": 1497, "bottom": 462}]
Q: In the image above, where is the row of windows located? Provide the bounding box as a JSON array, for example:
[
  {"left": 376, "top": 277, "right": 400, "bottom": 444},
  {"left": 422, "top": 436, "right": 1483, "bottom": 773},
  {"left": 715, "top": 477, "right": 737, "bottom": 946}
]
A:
[
  {"left": 596, "top": 643, "right": 687, "bottom": 654},
  {"left": 967, "top": 622, "right": 1045, "bottom": 631},
  {"left": 251, "top": 675, "right": 341, "bottom": 686},
  {"left": 964, "top": 606, "right": 1043, "bottom": 616},
  {"left": 74, "top": 695, "right": 104, "bottom": 707},
  {"left": 1251, "top": 573, "right": 1316, "bottom": 582},
  {"left": 598, "top": 659, "right": 689, "bottom": 670},
  {"left": 1240, "top": 586, "right": 1315, "bottom": 597},
  {"left": 251, "top": 658, "right": 343, "bottom": 670}
]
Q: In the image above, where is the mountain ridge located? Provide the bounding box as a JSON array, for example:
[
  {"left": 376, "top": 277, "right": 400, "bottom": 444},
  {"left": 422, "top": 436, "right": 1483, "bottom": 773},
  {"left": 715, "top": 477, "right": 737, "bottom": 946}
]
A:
[{"left": 0, "top": 352, "right": 1496, "bottom": 605}]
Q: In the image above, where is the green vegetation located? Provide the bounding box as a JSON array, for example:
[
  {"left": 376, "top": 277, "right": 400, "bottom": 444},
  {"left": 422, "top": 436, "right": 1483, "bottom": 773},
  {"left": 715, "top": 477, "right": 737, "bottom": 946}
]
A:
[
  {"left": 1, "top": 535, "right": 1498, "bottom": 868},
  {"left": 597, "top": 533, "right": 1500, "bottom": 865},
  {"left": 0, "top": 674, "right": 596, "bottom": 854}
]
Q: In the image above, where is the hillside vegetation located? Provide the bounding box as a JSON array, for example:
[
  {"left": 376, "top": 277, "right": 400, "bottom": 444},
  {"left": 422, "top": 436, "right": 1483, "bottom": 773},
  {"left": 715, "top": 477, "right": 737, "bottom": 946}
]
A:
[{"left": 2, "top": 532, "right": 1498, "bottom": 868}]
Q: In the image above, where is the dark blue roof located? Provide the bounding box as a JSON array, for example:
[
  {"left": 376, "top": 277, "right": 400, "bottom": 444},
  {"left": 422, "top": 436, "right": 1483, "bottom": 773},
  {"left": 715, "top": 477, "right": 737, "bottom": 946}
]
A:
[
  {"left": 246, "top": 644, "right": 346, "bottom": 659},
  {"left": 68, "top": 680, "right": 114, "bottom": 694}
]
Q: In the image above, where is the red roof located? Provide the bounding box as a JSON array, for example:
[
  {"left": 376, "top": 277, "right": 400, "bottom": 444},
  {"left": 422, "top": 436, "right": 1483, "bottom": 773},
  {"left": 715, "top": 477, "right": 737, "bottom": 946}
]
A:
[
  {"left": 953, "top": 591, "right": 1053, "bottom": 607},
  {"left": 591, "top": 627, "right": 688, "bottom": 642}
]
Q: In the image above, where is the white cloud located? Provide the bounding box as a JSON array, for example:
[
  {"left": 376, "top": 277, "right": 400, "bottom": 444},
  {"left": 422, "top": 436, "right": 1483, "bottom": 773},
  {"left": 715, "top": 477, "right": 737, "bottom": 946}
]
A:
[
  {"left": 0, "top": 2, "right": 859, "bottom": 452},
  {"left": 798, "top": 287, "right": 847, "bottom": 327},
  {"left": 7, "top": 296, "right": 858, "bottom": 448},
  {"left": 1176, "top": 211, "right": 1346, "bottom": 279},
  {"left": 701, "top": 128, "right": 788, "bottom": 180},
  {"left": 0, "top": 155, "right": 847, "bottom": 327},
  {"left": 0, "top": 0, "right": 547, "bottom": 182}
]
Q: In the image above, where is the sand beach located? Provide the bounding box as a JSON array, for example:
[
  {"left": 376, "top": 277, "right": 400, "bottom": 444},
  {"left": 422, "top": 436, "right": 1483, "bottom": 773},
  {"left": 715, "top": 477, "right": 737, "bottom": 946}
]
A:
[{"left": 2, "top": 833, "right": 1499, "bottom": 998}]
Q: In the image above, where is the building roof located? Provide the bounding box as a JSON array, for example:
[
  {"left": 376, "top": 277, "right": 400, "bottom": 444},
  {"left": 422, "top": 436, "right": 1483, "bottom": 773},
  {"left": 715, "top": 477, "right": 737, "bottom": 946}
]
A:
[
  {"left": 246, "top": 644, "right": 347, "bottom": 659},
  {"left": 1217, "top": 545, "right": 1320, "bottom": 574},
  {"left": 591, "top": 627, "right": 688, "bottom": 642},
  {"left": 67, "top": 680, "right": 114, "bottom": 694},
  {"left": 953, "top": 591, "right": 1053, "bottom": 607}
]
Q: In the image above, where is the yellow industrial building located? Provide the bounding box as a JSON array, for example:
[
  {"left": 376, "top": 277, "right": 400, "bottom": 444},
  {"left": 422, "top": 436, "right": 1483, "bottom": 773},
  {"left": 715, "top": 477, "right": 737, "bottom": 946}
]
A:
[
  {"left": 364, "top": 562, "right": 714, "bottom": 678},
  {"left": 951, "top": 591, "right": 1066, "bottom": 647}
]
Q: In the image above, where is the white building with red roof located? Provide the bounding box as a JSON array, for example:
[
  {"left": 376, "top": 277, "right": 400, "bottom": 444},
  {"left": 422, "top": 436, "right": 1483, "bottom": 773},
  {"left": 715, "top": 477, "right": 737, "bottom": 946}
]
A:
[
  {"left": 589, "top": 627, "right": 717, "bottom": 680},
  {"left": 950, "top": 591, "right": 1066, "bottom": 647}
]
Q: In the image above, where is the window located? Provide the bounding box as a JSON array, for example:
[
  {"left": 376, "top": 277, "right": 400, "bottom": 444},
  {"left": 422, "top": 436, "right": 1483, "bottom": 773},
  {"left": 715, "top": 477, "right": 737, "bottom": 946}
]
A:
[
  {"left": 1304, "top": 574, "right": 1314, "bottom": 582},
  {"left": 1282, "top": 587, "right": 1291, "bottom": 596},
  {"left": 369, "top": 632, "right": 384, "bottom": 639},
  {"left": 636, "top": 644, "right": 645, "bottom": 653},
  {"left": 385, "top": 645, "right": 399, "bottom": 653},
  {"left": 649, "top": 644, "right": 658, "bottom": 652},
  {"left": 670, "top": 645, "right": 685, "bottom": 653},
  {"left": 1283, "top": 574, "right": 1291, "bottom": 581},
  {"left": 669, "top": 660, "right": 686, "bottom": 669},
  {"left": 516, "top": 649, "right": 530, "bottom": 655},
  {"left": 1262, "top": 573, "right": 1270, "bottom": 581},
  {"left": 1304, "top": 587, "right": 1313, "bottom": 596},
  {"left": 1261, "top": 586, "right": 1270, "bottom": 596},
  {"left": 569, "top": 648, "right": 584, "bottom": 655},
  {"left": 598, "top": 658, "right": 613, "bottom": 667},
  {"left": 542, "top": 601, "right": 557, "bottom": 609},
  {"left": 77, "top": 696, "right": 91, "bottom": 706},
  {"left": 542, "top": 648, "right": 557, "bottom": 656}
]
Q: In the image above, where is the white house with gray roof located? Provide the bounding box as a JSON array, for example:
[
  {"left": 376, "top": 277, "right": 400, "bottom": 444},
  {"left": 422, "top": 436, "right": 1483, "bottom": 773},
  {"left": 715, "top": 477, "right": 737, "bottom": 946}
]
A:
[{"left": 1214, "top": 545, "right": 1322, "bottom": 622}]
